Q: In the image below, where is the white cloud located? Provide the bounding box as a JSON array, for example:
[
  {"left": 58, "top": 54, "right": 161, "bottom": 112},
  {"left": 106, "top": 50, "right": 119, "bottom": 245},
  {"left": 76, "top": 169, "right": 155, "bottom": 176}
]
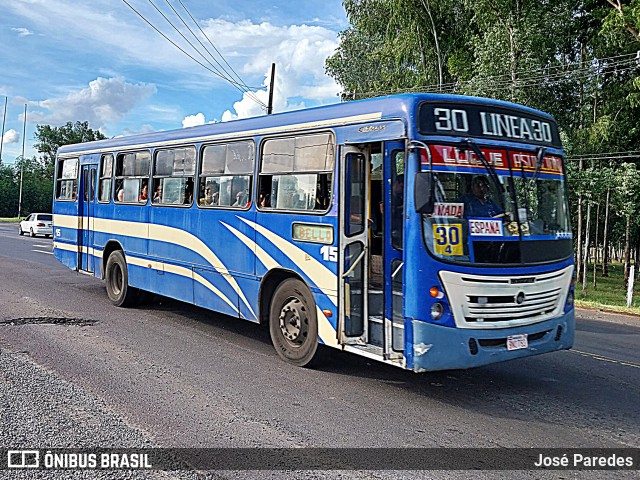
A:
[
  {"left": 5, "top": 2, "right": 343, "bottom": 127},
  {"left": 182, "top": 113, "right": 206, "bottom": 128},
  {"left": 202, "top": 20, "right": 341, "bottom": 121},
  {"left": 2, "top": 129, "right": 20, "bottom": 144},
  {"left": 28, "top": 77, "right": 157, "bottom": 129},
  {"left": 11, "top": 27, "right": 33, "bottom": 37}
]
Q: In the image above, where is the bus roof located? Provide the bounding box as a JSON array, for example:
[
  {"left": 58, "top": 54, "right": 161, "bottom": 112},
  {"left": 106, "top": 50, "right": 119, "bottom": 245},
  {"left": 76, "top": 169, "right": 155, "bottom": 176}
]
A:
[{"left": 57, "top": 92, "right": 557, "bottom": 157}]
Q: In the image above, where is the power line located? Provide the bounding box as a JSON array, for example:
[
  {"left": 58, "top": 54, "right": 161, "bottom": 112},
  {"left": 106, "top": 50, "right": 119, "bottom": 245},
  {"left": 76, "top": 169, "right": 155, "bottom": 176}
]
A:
[
  {"left": 174, "top": 0, "right": 257, "bottom": 92},
  {"left": 169, "top": 0, "right": 267, "bottom": 109},
  {"left": 147, "top": 0, "right": 265, "bottom": 108},
  {"left": 122, "top": 0, "right": 267, "bottom": 110},
  {"left": 346, "top": 52, "right": 640, "bottom": 98}
]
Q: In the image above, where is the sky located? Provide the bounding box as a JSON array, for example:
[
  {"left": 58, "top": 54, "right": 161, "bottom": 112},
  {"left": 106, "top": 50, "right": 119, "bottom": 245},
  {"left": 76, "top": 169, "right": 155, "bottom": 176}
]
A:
[{"left": 0, "top": 0, "right": 349, "bottom": 163}]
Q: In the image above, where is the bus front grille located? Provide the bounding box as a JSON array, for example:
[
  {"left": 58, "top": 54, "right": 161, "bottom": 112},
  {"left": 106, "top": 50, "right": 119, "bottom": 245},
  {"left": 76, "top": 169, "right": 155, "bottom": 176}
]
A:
[
  {"left": 465, "top": 287, "right": 562, "bottom": 322},
  {"left": 439, "top": 266, "right": 574, "bottom": 329}
]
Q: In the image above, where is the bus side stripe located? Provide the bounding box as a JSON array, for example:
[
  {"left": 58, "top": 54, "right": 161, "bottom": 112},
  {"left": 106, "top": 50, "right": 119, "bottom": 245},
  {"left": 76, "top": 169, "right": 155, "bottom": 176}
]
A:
[
  {"left": 60, "top": 216, "right": 256, "bottom": 320},
  {"left": 222, "top": 221, "right": 339, "bottom": 347},
  {"left": 147, "top": 223, "right": 256, "bottom": 320},
  {"left": 317, "top": 307, "right": 340, "bottom": 347},
  {"left": 126, "top": 255, "right": 239, "bottom": 315},
  {"left": 220, "top": 222, "right": 278, "bottom": 270},
  {"left": 238, "top": 218, "right": 338, "bottom": 305}
]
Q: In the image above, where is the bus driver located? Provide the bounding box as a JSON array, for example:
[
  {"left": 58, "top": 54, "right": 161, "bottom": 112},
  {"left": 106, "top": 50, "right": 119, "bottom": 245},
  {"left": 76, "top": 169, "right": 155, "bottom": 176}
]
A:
[{"left": 460, "top": 176, "right": 504, "bottom": 218}]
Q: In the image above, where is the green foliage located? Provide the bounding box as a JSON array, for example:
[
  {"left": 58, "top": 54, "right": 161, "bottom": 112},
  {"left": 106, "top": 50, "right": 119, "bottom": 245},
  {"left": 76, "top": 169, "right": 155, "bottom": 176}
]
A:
[
  {"left": 0, "top": 120, "right": 105, "bottom": 216},
  {"left": 34, "top": 121, "right": 106, "bottom": 173}
]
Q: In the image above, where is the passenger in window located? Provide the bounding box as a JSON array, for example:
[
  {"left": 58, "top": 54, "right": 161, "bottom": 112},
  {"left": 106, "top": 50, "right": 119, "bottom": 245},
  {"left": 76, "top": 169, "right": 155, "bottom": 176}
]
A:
[
  {"left": 117, "top": 188, "right": 124, "bottom": 202},
  {"left": 259, "top": 191, "right": 270, "bottom": 208},
  {"left": 315, "top": 187, "right": 329, "bottom": 210},
  {"left": 232, "top": 190, "right": 247, "bottom": 207},
  {"left": 153, "top": 185, "right": 162, "bottom": 203},
  {"left": 202, "top": 186, "right": 215, "bottom": 205},
  {"left": 139, "top": 184, "right": 148, "bottom": 202},
  {"left": 185, "top": 180, "right": 193, "bottom": 204}
]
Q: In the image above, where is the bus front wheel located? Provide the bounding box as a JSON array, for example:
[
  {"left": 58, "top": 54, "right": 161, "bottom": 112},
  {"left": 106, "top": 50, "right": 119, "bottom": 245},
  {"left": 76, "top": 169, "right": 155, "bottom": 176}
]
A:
[
  {"left": 269, "top": 278, "right": 319, "bottom": 367},
  {"left": 105, "top": 250, "right": 139, "bottom": 307}
]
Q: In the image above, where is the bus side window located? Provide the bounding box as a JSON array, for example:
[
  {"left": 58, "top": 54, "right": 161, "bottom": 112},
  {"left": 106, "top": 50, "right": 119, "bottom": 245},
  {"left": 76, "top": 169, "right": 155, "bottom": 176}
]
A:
[
  {"left": 259, "top": 133, "right": 335, "bottom": 213},
  {"left": 199, "top": 141, "right": 254, "bottom": 209},
  {"left": 152, "top": 146, "right": 196, "bottom": 206},
  {"left": 114, "top": 151, "right": 150, "bottom": 204}
]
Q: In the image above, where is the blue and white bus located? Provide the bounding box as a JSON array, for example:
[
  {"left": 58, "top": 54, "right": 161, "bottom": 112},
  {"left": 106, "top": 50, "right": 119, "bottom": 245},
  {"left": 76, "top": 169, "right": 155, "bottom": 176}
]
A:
[{"left": 53, "top": 93, "right": 574, "bottom": 372}]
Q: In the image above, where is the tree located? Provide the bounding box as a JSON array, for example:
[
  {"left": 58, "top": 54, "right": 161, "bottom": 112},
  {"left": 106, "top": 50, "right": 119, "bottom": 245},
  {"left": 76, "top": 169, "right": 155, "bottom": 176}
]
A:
[
  {"left": 33, "top": 121, "right": 106, "bottom": 173},
  {"left": 613, "top": 162, "right": 640, "bottom": 283},
  {"left": 0, "top": 161, "right": 18, "bottom": 217},
  {"left": 325, "top": 0, "right": 473, "bottom": 98}
]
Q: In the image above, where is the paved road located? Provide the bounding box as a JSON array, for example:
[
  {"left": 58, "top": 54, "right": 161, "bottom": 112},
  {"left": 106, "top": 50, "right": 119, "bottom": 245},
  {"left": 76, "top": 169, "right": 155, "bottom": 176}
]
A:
[{"left": 0, "top": 222, "right": 638, "bottom": 479}]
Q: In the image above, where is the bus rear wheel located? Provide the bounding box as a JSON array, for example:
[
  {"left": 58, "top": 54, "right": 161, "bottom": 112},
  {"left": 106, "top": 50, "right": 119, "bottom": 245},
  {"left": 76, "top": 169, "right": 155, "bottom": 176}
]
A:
[
  {"left": 269, "top": 278, "right": 319, "bottom": 367},
  {"left": 105, "top": 250, "right": 138, "bottom": 307}
]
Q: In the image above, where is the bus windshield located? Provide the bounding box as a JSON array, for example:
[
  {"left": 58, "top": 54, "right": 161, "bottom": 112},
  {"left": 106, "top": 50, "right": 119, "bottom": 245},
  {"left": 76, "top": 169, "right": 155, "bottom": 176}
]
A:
[{"left": 420, "top": 143, "right": 572, "bottom": 265}]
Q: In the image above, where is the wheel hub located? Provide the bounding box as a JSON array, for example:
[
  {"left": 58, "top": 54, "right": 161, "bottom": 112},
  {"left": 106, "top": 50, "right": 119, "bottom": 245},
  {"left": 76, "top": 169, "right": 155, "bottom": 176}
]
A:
[{"left": 279, "top": 298, "right": 308, "bottom": 345}]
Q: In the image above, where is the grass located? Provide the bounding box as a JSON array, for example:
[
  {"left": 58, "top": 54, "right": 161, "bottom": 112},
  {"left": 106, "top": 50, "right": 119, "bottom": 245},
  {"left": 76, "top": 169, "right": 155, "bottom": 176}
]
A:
[
  {"left": 0, "top": 217, "right": 21, "bottom": 223},
  {"left": 575, "top": 262, "right": 640, "bottom": 316}
]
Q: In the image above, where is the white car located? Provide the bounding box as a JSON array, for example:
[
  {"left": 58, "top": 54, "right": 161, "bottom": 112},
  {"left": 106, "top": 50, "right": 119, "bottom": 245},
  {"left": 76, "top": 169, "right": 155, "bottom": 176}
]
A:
[{"left": 19, "top": 213, "right": 53, "bottom": 238}]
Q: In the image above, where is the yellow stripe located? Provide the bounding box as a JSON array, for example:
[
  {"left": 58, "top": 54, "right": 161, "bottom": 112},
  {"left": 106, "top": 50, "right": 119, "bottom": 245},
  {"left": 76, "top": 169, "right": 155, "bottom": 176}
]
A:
[
  {"left": 127, "top": 256, "right": 239, "bottom": 315},
  {"left": 239, "top": 218, "right": 338, "bottom": 304},
  {"left": 53, "top": 241, "right": 77, "bottom": 252},
  {"left": 220, "top": 222, "right": 278, "bottom": 270},
  {"left": 53, "top": 214, "right": 78, "bottom": 229},
  {"left": 317, "top": 307, "right": 339, "bottom": 348},
  {"left": 222, "top": 221, "right": 339, "bottom": 347},
  {"left": 58, "top": 112, "right": 383, "bottom": 157},
  {"left": 54, "top": 214, "right": 255, "bottom": 320}
]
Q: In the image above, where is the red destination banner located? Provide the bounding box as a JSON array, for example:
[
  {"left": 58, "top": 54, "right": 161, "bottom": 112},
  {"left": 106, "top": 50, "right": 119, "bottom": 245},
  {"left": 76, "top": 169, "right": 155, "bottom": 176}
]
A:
[{"left": 421, "top": 145, "right": 563, "bottom": 175}]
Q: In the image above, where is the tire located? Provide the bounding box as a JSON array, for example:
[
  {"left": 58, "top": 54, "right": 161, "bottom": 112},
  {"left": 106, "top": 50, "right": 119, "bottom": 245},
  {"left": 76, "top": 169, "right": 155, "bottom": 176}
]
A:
[
  {"left": 18, "top": 226, "right": 23, "bottom": 236},
  {"left": 29, "top": 228, "right": 35, "bottom": 237},
  {"left": 269, "top": 278, "right": 319, "bottom": 367},
  {"left": 104, "top": 250, "right": 139, "bottom": 307}
]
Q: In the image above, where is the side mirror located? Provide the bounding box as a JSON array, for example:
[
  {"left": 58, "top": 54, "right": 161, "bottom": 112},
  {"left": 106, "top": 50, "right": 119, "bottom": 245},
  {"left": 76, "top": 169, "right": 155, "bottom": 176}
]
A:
[{"left": 414, "top": 172, "right": 434, "bottom": 214}]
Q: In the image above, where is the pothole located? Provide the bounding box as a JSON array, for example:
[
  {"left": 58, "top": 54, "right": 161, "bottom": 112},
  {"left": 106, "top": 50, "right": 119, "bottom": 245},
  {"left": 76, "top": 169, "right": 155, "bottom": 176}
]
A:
[{"left": 0, "top": 317, "right": 97, "bottom": 326}]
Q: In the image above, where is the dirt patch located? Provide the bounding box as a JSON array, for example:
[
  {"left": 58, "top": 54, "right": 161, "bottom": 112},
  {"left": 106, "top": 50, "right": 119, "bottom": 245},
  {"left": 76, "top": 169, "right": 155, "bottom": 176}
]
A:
[{"left": 0, "top": 317, "right": 97, "bottom": 326}]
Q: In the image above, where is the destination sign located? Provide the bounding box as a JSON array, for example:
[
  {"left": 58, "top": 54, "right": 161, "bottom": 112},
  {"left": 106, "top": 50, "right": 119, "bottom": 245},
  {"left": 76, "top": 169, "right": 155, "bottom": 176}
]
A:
[
  {"left": 419, "top": 102, "right": 561, "bottom": 148},
  {"left": 422, "top": 145, "right": 564, "bottom": 176},
  {"left": 292, "top": 223, "right": 334, "bottom": 244}
]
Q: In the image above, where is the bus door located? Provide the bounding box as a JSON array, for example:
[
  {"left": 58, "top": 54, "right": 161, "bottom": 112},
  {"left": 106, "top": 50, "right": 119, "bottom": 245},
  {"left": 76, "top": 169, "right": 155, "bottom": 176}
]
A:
[
  {"left": 383, "top": 141, "right": 406, "bottom": 357},
  {"left": 339, "top": 146, "right": 369, "bottom": 345},
  {"left": 79, "top": 164, "right": 97, "bottom": 273}
]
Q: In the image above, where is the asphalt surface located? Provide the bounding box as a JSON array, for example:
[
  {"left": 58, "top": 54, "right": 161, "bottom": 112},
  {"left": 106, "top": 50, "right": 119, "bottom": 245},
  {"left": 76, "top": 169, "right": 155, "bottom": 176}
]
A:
[{"left": 0, "top": 222, "right": 638, "bottom": 479}]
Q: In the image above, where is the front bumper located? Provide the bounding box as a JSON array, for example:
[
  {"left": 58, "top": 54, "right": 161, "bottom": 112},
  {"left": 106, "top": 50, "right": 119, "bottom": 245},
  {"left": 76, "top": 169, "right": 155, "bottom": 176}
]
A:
[
  {"left": 34, "top": 227, "right": 53, "bottom": 235},
  {"left": 408, "top": 310, "right": 574, "bottom": 372}
]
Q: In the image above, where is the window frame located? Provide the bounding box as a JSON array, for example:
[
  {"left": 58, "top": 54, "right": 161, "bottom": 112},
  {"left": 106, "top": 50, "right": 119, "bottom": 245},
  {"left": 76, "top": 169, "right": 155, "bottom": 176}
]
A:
[
  {"left": 55, "top": 157, "right": 79, "bottom": 202},
  {"left": 113, "top": 150, "right": 151, "bottom": 205},
  {"left": 98, "top": 153, "right": 114, "bottom": 204},
  {"left": 197, "top": 139, "right": 255, "bottom": 211},
  {"left": 257, "top": 131, "right": 335, "bottom": 215},
  {"left": 151, "top": 145, "right": 197, "bottom": 208}
]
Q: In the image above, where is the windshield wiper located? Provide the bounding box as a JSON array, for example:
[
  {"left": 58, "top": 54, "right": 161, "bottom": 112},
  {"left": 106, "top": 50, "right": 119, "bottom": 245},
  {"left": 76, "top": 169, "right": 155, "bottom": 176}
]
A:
[
  {"left": 463, "top": 138, "right": 506, "bottom": 207},
  {"left": 532, "top": 147, "right": 546, "bottom": 183}
]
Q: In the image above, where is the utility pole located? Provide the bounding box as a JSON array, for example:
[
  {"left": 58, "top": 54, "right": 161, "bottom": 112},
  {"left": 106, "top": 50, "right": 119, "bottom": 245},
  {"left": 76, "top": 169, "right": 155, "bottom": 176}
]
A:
[
  {"left": 17, "top": 103, "right": 26, "bottom": 218},
  {"left": 267, "top": 63, "right": 276, "bottom": 115},
  {"left": 0, "top": 96, "right": 7, "bottom": 163}
]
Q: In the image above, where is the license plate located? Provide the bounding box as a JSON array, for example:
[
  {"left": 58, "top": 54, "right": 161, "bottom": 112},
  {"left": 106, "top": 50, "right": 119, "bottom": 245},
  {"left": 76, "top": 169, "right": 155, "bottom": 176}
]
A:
[{"left": 506, "top": 334, "right": 528, "bottom": 351}]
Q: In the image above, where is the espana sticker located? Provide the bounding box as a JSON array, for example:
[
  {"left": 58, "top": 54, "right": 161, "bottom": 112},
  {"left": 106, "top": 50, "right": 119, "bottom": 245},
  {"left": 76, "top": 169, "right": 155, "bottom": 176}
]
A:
[{"left": 432, "top": 224, "right": 463, "bottom": 256}]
